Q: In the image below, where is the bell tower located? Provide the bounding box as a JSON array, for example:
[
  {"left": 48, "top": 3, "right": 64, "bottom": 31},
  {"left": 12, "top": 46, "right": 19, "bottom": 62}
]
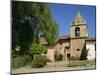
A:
[{"left": 70, "top": 11, "right": 88, "bottom": 58}]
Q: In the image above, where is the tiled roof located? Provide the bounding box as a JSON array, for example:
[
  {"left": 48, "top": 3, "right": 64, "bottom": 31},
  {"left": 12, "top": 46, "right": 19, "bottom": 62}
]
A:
[
  {"left": 39, "top": 35, "right": 70, "bottom": 45},
  {"left": 55, "top": 35, "right": 70, "bottom": 42},
  {"left": 86, "top": 38, "right": 96, "bottom": 41}
]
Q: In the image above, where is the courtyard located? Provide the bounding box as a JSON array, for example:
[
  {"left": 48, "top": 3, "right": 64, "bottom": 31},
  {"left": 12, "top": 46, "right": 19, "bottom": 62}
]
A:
[{"left": 12, "top": 60, "right": 96, "bottom": 74}]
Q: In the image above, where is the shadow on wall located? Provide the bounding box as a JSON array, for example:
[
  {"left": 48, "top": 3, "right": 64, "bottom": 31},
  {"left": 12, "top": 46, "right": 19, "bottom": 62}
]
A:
[{"left": 80, "top": 43, "right": 88, "bottom": 60}]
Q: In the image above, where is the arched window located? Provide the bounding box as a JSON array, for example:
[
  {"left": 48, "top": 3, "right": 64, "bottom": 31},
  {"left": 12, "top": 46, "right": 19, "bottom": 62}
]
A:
[{"left": 75, "top": 27, "right": 80, "bottom": 37}]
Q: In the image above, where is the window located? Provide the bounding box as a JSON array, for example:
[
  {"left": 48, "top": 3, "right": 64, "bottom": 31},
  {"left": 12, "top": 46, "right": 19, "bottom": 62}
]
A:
[
  {"left": 67, "top": 54, "right": 70, "bottom": 58},
  {"left": 75, "top": 27, "right": 80, "bottom": 37},
  {"left": 77, "top": 49, "right": 80, "bottom": 51}
]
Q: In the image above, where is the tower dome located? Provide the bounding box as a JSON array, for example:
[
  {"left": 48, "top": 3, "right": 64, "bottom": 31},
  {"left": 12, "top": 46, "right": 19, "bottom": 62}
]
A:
[{"left": 72, "top": 11, "right": 86, "bottom": 25}]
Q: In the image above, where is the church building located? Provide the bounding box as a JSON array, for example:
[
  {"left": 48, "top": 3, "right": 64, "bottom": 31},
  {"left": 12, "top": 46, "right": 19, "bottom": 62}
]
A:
[{"left": 39, "top": 12, "right": 96, "bottom": 62}]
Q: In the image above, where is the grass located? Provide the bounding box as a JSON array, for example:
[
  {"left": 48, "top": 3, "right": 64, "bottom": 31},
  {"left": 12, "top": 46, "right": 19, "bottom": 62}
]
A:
[{"left": 67, "top": 60, "right": 95, "bottom": 67}]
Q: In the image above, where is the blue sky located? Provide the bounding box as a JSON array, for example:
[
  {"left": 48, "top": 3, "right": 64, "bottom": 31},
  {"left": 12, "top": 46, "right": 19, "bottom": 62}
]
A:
[{"left": 50, "top": 3, "right": 96, "bottom": 38}]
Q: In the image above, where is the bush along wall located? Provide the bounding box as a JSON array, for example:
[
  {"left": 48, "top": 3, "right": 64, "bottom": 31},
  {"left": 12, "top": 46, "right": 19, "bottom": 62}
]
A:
[
  {"left": 12, "top": 55, "right": 32, "bottom": 69},
  {"left": 31, "top": 55, "right": 47, "bottom": 68}
]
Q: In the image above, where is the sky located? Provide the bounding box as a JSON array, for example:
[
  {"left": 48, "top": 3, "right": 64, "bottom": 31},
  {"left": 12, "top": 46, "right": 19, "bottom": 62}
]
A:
[{"left": 50, "top": 3, "right": 96, "bottom": 38}]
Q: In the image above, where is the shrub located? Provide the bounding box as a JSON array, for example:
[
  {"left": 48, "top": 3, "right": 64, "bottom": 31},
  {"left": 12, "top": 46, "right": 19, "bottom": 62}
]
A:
[
  {"left": 12, "top": 55, "right": 31, "bottom": 68},
  {"left": 80, "top": 49, "right": 88, "bottom": 60},
  {"left": 30, "top": 44, "right": 47, "bottom": 55},
  {"left": 70, "top": 56, "right": 79, "bottom": 61},
  {"left": 12, "top": 56, "right": 25, "bottom": 68},
  {"left": 67, "top": 61, "right": 87, "bottom": 67},
  {"left": 12, "top": 50, "right": 19, "bottom": 58},
  {"left": 67, "top": 60, "right": 95, "bottom": 67},
  {"left": 22, "top": 55, "right": 32, "bottom": 65},
  {"left": 31, "top": 55, "right": 47, "bottom": 68}
]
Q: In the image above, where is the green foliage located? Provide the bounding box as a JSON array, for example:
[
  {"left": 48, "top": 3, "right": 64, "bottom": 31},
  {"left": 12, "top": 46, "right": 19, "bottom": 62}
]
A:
[
  {"left": 12, "top": 56, "right": 24, "bottom": 68},
  {"left": 80, "top": 44, "right": 88, "bottom": 60},
  {"left": 12, "top": 55, "right": 31, "bottom": 68},
  {"left": 80, "top": 49, "right": 88, "bottom": 60},
  {"left": 67, "top": 60, "right": 95, "bottom": 67},
  {"left": 39, "top": 5, "right": 58, "bottom": 44},
  {"left": 30, "top": 44, "right": 47, "bottom": 55},
  {"left": 12, "top": 52, "right": 18, "bottom": 58},
  {"left": 12, "top": 1, "right": 58, "bottom": 55},
  {"left": 67, "top": 61, "right": 86, "bottom": 67},
  {"left": 70, "top": 56, "right": 79, "bottom": 61},
  {"left": 22, "top": 55, "right": 32, "bottom": 64},
  {"left": 31, "top": 55, "right": 47, "bottom": 68}
]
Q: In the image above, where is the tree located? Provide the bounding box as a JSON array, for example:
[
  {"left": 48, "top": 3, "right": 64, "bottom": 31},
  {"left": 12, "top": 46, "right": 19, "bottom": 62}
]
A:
[{"left": 12, "top": 1, "right": 58, "bottom": 55}]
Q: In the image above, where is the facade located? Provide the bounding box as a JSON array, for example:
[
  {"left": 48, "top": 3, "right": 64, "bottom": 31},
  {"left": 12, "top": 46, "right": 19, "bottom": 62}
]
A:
[
  {"left": 39, "top": 12, "right": 96, "bottom": 62},
  {"left": 86, "top": 38, "right": 96, "bottom": 60}
]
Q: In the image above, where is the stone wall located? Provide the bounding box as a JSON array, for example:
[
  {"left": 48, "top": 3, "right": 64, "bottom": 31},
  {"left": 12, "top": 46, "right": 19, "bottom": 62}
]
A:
[
  {"left": 46, "top": 41, "right": 70, "bottom": 62},
  {"left": 70, "top": 25, "right": 88, "bottom": 38},
  {"left": 70, "top": 38, "right": 87, "bottom": 58}
]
